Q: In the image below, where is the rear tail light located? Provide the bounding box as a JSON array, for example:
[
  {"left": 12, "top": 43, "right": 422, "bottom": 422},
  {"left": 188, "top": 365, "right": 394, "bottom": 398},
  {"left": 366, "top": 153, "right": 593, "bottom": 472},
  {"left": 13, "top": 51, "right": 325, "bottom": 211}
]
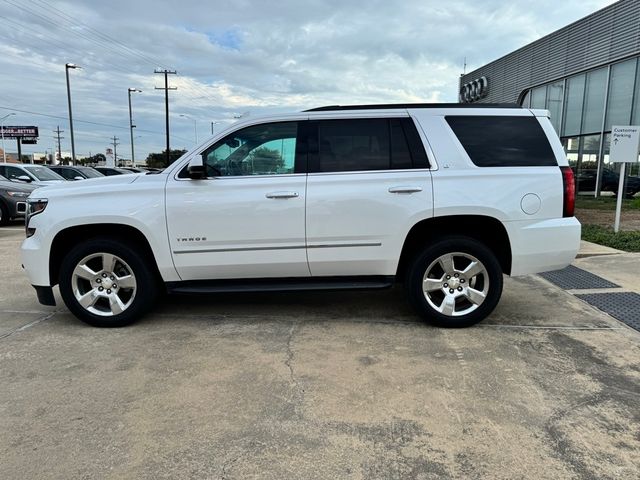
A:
[{"left": 560, "top": 166, "right": 575, "bottom": 217}]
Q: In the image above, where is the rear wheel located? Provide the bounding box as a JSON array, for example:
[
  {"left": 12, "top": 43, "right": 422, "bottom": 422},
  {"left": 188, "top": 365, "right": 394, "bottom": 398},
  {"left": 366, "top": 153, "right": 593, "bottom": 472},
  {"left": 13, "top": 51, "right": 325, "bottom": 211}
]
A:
[
  {"left": 405, "top": 236, "right": 503, "bottom": 328},
  {"left": 59, "top": 238, "right": 158, "bottom": 327}
]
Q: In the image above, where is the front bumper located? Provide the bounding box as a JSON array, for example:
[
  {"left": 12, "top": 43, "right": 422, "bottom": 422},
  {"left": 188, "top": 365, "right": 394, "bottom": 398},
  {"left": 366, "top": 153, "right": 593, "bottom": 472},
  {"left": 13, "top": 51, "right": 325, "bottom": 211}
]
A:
[
  {"left": 15, "top": 201, "right": 27, "bottom": 216},
  {"left": 33, "top": 285, "right": 56, "bottom": 306}
]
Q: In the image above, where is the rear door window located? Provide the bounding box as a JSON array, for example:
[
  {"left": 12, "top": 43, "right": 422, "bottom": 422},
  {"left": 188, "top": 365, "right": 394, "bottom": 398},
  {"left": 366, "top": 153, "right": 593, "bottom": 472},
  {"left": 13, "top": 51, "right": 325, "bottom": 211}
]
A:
[
  {"left": 445, "top": 115, "right": 557, "bottom": 167},
  {"left": 310, "top": 118, "right": 429, "bottom": 172}
]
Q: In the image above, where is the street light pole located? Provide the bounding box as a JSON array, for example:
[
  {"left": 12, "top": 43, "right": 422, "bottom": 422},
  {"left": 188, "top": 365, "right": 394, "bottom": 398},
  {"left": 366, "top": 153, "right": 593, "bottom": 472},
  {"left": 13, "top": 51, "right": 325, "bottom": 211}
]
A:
[
  {"left": 1, "top": 113, "right": 16, "bottom": 163},
  {"left": 211, "top": 121, "right": 220, "bottom": 135},
  {"left": 128, "top": 88, "right": 142, "bottom": 167},
  {"left": 180, "top": 114, "right": 198, "bottom": 144},
  {"left": 65, "top": 63, "right": 80, "bottom": 165}
]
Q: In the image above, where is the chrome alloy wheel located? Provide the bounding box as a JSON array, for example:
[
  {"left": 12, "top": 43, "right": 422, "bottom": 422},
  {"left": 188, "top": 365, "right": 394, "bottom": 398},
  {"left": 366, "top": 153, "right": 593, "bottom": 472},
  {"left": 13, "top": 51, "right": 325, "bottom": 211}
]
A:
[
  {"left": 71, "top": 252, "right": 137, "bottom": 317},
  {"left": 422, "top": 252, "right": 489, "bottom": 317}
]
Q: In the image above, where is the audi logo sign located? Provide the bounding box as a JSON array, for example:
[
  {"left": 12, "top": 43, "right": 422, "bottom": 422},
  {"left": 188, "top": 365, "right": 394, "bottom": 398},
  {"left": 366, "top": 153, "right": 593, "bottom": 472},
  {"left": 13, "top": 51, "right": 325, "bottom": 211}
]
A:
[{"left": 459, "top": 77, "right": 488, "bottom": 103}]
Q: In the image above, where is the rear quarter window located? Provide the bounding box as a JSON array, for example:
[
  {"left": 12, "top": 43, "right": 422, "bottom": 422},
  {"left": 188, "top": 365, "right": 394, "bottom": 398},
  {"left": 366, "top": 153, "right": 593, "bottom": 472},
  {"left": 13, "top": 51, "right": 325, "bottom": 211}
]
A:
[{"left": 445, "top": 115, "right": 557, "bottom": 167}]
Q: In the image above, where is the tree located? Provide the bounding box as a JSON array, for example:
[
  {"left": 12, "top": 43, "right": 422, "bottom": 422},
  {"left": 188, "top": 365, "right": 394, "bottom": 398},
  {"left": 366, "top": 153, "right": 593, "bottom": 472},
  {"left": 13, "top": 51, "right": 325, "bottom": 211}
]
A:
[
  {"left": 247, "top": 147, "right": 283, "bottom": 174},
  {"left": 82, "top": 153, "right": 106, "bottom": 165},
  {"left": 146, "top": 149, "right": 187, "bottom": 169}
]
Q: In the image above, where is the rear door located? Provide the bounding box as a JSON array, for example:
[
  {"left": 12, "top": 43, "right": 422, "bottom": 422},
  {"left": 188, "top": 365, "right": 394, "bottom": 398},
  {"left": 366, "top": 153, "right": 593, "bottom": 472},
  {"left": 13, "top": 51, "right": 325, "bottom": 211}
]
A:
[{"left": 305, "top": 115, "right": 433, "bottom": 276}]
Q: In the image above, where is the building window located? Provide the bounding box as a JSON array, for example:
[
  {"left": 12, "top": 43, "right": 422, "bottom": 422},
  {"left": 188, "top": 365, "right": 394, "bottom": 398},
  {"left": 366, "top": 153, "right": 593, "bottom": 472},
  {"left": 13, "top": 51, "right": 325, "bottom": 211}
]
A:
[
  {"left": 581, "top": 67, "right": 608, "bottom": 134},
  {"left": 605, "top": 58, "right": 637, "bottom": 131},
  {"left": 563, "top": 74, "right": 586, "bottom": 137},
  {"left": 546, "top": 81, "right": 564, "bottom": 133},
  {"left": 531, "top": 86, "right": 547, "bottom": 109},
  {"left": 632, "top": 60, "right": 640, "bottom": 125}
]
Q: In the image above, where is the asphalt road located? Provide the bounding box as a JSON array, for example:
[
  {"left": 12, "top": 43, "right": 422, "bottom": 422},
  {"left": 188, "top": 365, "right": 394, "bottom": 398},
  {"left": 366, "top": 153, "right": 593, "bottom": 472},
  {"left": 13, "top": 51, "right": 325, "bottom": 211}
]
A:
[{"left": 1, "top": 225, "right": 639, "bottom": 479}]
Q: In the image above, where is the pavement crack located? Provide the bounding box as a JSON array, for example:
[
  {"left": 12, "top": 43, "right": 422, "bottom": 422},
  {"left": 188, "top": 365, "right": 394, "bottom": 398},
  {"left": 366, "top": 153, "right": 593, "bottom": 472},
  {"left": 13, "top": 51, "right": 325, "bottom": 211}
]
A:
[
  {"left": 0, "top": 311, "right": 57, "bottom": 341},
  {"left": 221, "top": 452, "right": 243, "bottom": 480},
  {"left": 284, "top": 322, "right": 305, "bottom": 416}
]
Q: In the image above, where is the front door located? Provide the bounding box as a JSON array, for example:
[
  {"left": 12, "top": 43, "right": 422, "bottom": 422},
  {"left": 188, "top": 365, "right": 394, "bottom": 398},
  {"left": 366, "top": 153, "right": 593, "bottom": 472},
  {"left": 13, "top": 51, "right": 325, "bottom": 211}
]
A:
[{"left": 165, "top": 120, "right": 310, "bottom": 280}]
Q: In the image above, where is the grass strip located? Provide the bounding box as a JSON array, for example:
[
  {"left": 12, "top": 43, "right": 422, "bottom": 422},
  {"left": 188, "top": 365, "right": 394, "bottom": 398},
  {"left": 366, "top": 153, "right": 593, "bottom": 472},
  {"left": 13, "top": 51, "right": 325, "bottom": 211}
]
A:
[{"left": 582, "top": 224, "right": 640, "bottom": 252}]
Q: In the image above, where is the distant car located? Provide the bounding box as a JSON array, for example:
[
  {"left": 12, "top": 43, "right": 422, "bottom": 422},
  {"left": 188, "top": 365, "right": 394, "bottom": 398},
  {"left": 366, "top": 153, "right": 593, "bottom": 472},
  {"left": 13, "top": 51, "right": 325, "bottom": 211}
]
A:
[
  {"left": 48, "top": 165, "right": 105, "bottom": 181},
  {"left": 0, "top": 163, "right": 66, "bottom": 186},
  {"left": 93, "top": 167, "right": 135, "bottom": 176},
  {"left": 575, "top": 168, "right": 640, "bottom": 197},
  {"left": 0, "top": 174, "right": 37, "bottom": 225},
  {"left": 120, "top": 167, "right": 147, "bottom": 173}
]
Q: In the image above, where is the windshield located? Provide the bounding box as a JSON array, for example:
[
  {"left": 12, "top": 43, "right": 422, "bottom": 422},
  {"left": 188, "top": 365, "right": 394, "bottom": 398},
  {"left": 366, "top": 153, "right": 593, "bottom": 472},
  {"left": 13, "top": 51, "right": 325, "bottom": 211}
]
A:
[
  {"left": 23, "top": 166, "right": 65, "bottom": 181},
  {"left": 77, "top": 167, "right": 104, "bottom": 178}
]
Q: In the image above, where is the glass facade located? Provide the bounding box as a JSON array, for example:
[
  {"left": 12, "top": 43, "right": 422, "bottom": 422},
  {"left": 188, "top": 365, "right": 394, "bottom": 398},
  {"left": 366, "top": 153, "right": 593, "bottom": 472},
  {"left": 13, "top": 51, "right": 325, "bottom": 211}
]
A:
[{"left": 521, "top": 56, "right": 640, "bottom": 196}]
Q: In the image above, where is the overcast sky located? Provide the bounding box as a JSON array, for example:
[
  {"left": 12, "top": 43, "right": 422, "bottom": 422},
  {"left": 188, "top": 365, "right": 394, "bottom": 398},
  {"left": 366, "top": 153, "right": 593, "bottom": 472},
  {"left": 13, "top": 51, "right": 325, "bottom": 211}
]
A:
[{"left": 0, "top": 0, "right": 618, "bottom": 161}]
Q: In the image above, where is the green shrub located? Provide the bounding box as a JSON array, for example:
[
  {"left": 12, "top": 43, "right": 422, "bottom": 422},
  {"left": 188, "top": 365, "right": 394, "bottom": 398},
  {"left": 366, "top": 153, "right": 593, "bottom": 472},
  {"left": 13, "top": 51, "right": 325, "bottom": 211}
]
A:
[{"left": 581, "top": 224, "right": 640, "bottom": 252}]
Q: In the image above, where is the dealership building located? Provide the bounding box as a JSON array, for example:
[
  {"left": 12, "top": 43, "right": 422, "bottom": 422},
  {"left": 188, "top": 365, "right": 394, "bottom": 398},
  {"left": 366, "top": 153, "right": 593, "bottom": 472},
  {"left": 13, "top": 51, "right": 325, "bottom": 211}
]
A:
[{"left": 459, "top": 0, "right": 640, "bottom": 195}]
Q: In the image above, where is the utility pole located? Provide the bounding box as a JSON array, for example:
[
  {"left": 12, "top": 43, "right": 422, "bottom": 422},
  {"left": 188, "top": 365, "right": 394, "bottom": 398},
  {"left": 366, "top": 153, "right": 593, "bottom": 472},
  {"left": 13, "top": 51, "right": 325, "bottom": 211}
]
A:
[
  {"left": 154, "top": 69, "right": 177, "bottom": 167},
  {"left": 65, "top": 63, "right": 80, "bottom": 164},
  {"left": 53, "top": 126, "right": 64, "bottom": 164},
  {"left": 110, "top": 136, "right": 120, "bottom": 165},
  {"left": 128, "top": 88, "right": 142, "bottom": 166}
]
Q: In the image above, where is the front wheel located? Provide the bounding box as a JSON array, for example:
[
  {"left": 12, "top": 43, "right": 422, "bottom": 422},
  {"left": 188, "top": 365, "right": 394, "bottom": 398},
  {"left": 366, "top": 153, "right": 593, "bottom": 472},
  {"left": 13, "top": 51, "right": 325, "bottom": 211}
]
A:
[
  {"left": 59, "top": 238, "right": 158, "bottom": 327},
  {"left": 405, "top": 236, "right": 503, "bottom": 328}
]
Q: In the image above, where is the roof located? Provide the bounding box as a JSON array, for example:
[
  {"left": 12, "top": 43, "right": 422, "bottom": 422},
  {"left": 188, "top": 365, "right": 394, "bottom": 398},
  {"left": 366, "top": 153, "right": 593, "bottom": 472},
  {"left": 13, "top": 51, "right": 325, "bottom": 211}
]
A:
[{"left": 305, "top": 103, "right": 521, "bottom": 112}]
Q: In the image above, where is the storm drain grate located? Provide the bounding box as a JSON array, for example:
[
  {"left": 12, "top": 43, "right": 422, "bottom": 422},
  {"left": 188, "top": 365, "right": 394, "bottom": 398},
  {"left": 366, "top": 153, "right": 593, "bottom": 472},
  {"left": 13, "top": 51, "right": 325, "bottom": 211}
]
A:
[
  {"left": 575, "top": 292, "right": 640, "bottom": 331},
  {"left": 539, "top": 265, "right": 620, "bottom": 290}
]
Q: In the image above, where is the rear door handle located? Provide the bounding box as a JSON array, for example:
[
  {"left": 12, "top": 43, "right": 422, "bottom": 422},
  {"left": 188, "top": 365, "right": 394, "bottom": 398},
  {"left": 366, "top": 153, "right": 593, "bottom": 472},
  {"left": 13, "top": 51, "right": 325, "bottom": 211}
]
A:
[
  {"left": 265, "top": 191, "right": 299, "bottom": 199},
  {"left": 388, "top": 186, "right": 423, "bottom": 194}
]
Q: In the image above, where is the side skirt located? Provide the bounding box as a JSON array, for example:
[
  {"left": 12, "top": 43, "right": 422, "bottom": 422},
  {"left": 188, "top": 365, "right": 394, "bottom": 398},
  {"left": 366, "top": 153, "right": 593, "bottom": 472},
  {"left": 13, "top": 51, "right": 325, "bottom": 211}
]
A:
[{"left": 165, "top": 276, "right": 396, "bottom": 295}]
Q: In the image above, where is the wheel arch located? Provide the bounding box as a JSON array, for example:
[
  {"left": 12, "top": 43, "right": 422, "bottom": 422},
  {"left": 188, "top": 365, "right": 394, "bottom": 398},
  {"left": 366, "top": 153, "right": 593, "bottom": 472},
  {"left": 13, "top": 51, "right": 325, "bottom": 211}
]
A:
[
  {"left": 396, "top": 215, "right": 512, "bottom": 279},
  {"left": 49, "top": 223, "right": 162, "bottom": 287}
]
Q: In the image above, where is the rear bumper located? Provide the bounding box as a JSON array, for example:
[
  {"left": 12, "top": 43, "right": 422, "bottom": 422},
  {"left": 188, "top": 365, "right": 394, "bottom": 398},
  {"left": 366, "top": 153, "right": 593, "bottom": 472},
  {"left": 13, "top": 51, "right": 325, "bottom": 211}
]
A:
[{"left": 506, "top": 217, "right": 581, "bottom": 276}]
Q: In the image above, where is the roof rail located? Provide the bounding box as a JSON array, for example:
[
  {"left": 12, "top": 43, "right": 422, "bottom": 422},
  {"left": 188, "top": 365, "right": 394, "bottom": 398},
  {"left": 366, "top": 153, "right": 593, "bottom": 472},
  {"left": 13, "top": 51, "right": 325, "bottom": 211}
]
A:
[{"left": 305, "top": 103, "right": 522, "bottom": 112}]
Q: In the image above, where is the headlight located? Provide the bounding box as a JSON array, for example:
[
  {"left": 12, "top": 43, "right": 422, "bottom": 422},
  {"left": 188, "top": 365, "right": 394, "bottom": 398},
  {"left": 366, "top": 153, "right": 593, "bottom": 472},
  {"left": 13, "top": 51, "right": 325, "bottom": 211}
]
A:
[
  {"left": 25, "top": 198, "right": 48, "bottom": 237},
  {"left": 7, "top": 191, "right": 30, "bottom": 198},
  {"left": 27, "top": 198, "right": 48, "bottom": 216}
]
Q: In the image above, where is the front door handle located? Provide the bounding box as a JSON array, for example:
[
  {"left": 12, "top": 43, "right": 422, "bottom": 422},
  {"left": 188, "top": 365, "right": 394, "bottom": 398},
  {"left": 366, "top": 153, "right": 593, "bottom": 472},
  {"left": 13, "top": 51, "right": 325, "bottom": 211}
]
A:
[
  {"left": 266, "top": 191, "right": 299, "bottom": 199},
  {"left": 388, "top": 186, "right": 423, "bottom": 194}
]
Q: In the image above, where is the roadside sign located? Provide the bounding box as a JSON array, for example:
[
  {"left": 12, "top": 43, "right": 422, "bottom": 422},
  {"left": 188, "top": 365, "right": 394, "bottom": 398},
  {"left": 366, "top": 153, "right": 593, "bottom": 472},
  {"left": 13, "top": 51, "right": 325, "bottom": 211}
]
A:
[
  {"left": 611, "top": 125, "right": 640, "bottom": 233},
  {"left": 0, "top": 126, "right": 39, "bottom": 138},
  {"left": 610, "top": 125, "right": 640, "bottom": 163}
]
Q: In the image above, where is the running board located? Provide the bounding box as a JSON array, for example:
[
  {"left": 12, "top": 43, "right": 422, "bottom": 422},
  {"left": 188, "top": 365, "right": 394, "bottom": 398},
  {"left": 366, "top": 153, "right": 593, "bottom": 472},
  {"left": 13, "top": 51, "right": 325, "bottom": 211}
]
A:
[{"left": 166, "top": 276, "right": 395, "bottom": 294}]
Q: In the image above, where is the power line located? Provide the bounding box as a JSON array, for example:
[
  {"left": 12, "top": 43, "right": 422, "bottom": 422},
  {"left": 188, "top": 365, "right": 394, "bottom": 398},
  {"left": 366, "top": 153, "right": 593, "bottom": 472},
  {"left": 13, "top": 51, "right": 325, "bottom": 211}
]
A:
[{"left": 0, "top": 105, "right": 193, "bottom": 143}]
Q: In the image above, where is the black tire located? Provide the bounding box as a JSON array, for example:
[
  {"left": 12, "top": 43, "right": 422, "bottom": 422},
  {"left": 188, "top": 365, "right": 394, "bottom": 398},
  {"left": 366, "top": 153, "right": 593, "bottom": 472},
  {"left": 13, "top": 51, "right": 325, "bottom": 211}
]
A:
[
  {"left": 0, "top": 201, "right": 9, "bottom": 226},
  {"left": 59, "top": 238, "right": 158, "bottom": 327},
  {"left": 405, "top": 236, "right": 503, "bottom": 328}
]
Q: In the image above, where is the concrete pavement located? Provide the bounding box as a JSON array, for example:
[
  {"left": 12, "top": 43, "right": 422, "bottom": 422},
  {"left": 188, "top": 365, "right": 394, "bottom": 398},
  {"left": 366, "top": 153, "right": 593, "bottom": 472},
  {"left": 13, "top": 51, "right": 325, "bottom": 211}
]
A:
[{"left": 0, "top": 227, "right": 639, "bottom": 479}]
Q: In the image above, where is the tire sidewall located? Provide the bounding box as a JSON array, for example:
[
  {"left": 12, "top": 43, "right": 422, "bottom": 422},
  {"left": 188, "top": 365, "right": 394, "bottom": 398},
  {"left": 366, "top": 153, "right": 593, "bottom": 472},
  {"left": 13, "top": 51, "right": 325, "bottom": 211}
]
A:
[
  {"left": 406, "top": 236, "right": 503, "bottom": 328},
  {"left": 59, "top": 238, "right": 156, "bottom": 327}
]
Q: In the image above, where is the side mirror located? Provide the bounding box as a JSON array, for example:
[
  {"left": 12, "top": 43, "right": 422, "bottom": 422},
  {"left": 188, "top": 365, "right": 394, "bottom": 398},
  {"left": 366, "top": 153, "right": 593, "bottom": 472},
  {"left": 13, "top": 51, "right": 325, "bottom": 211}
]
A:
[
  {"left": 15, "top": 175, "right": 32, "bottom": 183},
  {"left": 73, "top": 176, "right": 84, "bottom": 181},
  {"left": 187, "top": 156, "right": 206, "bottom": 180}
]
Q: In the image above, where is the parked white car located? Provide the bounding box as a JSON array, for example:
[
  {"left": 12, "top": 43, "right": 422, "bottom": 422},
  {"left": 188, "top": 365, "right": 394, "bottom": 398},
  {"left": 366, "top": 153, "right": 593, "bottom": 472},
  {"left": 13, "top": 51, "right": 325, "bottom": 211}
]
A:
[
  {"left": 22, "top": 103, "right": 580, "bottom": 327},
  {"left": 0, "top": 163, "right": 66, "bottom": 186}
]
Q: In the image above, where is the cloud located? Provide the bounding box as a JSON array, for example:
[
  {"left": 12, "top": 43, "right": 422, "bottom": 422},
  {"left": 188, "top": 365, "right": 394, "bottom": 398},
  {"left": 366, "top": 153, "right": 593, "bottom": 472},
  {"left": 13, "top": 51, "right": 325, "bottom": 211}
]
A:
[{"left": 0, "top": 0, "right": 618, "bottom": 159}]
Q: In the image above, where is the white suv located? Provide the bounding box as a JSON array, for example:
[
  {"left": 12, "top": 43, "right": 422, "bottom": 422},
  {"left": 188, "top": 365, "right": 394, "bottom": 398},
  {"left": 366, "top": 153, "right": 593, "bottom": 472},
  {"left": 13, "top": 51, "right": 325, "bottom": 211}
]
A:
[{"left": 21, "top": 103, "right": 580, "bottom": 328}]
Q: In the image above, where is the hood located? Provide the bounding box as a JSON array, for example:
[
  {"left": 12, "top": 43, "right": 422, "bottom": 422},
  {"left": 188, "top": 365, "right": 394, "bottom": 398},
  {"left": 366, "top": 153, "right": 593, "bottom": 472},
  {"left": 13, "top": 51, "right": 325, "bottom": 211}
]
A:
[
  {"left": 31, "top": 172, "right": 142, "bottom": 198},
  {"left": 0, "top": 179, "right": 38, "bottom": 193}
]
